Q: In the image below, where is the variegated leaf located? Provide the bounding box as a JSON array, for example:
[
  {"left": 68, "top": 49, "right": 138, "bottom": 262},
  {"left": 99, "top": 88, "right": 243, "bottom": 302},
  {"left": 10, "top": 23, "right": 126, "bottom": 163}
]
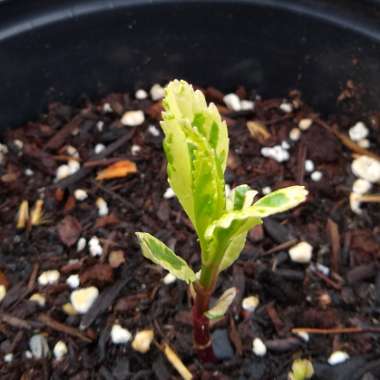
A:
[
  {"left": 136, "top": 232, "right": 196, "bottom": 284},
  {"left": 205, "top": 287, "right": 237, "bottom": 320},
  {"left": 161, "top": 80, "right": 227, "bottom": 247}
]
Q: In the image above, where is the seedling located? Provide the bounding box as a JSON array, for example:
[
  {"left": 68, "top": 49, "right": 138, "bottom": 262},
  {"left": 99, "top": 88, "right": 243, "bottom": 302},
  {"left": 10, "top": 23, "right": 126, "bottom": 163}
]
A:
[{"left": 136, "top": 80, "right": 308, "bottom": 362}]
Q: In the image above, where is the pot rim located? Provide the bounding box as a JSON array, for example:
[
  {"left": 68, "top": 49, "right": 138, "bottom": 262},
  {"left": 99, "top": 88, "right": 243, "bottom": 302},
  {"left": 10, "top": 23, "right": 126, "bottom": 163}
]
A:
[{"left": 0, "top": 0, "right": 379, "bottom": 42}]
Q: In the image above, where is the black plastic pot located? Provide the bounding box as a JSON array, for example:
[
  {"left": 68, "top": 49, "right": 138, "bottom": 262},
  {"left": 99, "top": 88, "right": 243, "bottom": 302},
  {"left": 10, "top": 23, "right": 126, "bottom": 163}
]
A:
[{"left": 0, "top": 0, "right": 379, "bottom": 128}]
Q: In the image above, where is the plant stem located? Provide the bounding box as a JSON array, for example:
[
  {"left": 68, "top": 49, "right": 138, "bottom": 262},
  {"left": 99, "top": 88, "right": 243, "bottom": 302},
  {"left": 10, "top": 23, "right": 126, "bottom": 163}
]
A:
[{"left": 192, "top": 282, "right": 216, "bottom": 363}]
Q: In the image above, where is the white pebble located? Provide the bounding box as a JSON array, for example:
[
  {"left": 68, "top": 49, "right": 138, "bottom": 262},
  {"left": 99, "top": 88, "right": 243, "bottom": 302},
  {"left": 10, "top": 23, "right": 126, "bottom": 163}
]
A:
[
  {"left": 96, "top": 121, "right": 104, "bottom": 132},
  {"left": 260, "top": 145, "right": 289, "bottom": 162},
  {"left": 242, "top": 295, "right": 259, "bottom": 312},
  {"left": 150, "top": 84, "right": 165, "bottom": 101},
  {"left": 289, "top": 128, "right": 301, "bottom": 141},
  {"left": 14, "top": 139, "right": 24, "bottom": 150},
  {"left": 90, "top": 244, "right": 103, "bottom": 257},
  {"left": 349, "top": 121, "right": 368, "bottom": 141},
  {"left": 352, "top": 178, "right": 372, "bottom": 195},
  {"left": 252, "top": 338, "right": 267, "bottom": 356},
  {"left": 29, "top": 293, "right": 46, "bottom": 307},
  {"left": 55, "top": 165, "right": 71, "bottom": 181},
  {"left": 240, "top": 99, "right": 255, "bottom": 110},
  {"left": 299, "top": 118, "right": 313, "bottom": 130},
  {"left": 311, "top": 171, "right": 323, "bottom": 182},
  {"left": 131, "top": 144, "right": 141, "bottom": 155},
  {"left": 0, "top": 285, "right": 6, "bottom": 302},
  {"left": 148, "top": 125, "right": 160, "bottom": 137},
  {"left": 305, "top": 160, "right": 315, "bottom": 173},
  {"left": 29, "top": 335, "right": 50, "bottom": 359},
  {"left": 111, "top": 324, "right": 132, "bottom": 344},
  {"left": 25, "top": 351, "right": 33, "bottom": 359},
  {"left": 357, "top": 139, "right": 370, "bottom": 148},
  {"left": 289, "top": 242, "right": 313, "bottom": 264},
  {"left": 223, "top": 93, "right": 241, "bottom": 111},
  {"left": 66, "top": 274, "right": 80, "bottom": 289},
  {"left": 4, "top": 353, "right": 13, "bottom": 363},
  {"left": 77, "top": 237, "right": 87, "bottom": 252},
  {"left": 121, "top": 110, "right": 145, "bottom": 127},
  {"left": 163, "top": 187, "right": 175, "bottom": 199},
  {"left": 281, "top": 141, "right": 290, "bottom": 150},
  {"left": 66, "top": 145, "right": 79, "bottom": 158},
  {"left": 103, "top": 103, "right": 113, "bottom": 113},
  {"left": 53, "top": 341, "right": 68, "bottom": 360},
  {"left": 74, "top": 189, "right": 88, "bottom": 201},
  {"left": 89, "top": 236, "right": 103, "bottom": 257},
  {"left": 131, "top": 330, "right": 154, "bottom": 353},
  {"left": 68, "top": 160, "right": 80, "bottom": 174},
  {"left": 350, "top": 192, "right": 362, "bottom": 215},
  {"left": 38, "top": 270, "right": 60, "bottom": 286},
  {"left": 25, "top": 168, "right": 34, "bottom": 176},
  {"left": 280, "top": 102, "right": 293, "bottom": 113},
  {"left": 70, "top": 287, "right": 99, "bottom": 314},
  {"left": 328, "top": 351, "right": 350, "bottom": 365},
  {"left": 94, "top": 144, "right": 106, "bottom": 154},
  {"left": 351, "top": 156, "right": 380, "bottom": 183},
  {"left": 313, "top": 263, "right": 330, "bottom": 276},
  {"left": 162, "top": 273, "right": 177, "bottom": 285},
  {"left": 294, "top": 331, "right": 310, "bottom": 342},
  {"left": 96, "top": 197, "right": 109, "bottom": 216},
  {"left": 0, "top": 143, "right": 8, "bottom": 154},
  {"left": 135, "top": 89, "right": 148, "bottom": 100},
  {"left": 262, "top": 186, "right": 272, "bottom": 195}
]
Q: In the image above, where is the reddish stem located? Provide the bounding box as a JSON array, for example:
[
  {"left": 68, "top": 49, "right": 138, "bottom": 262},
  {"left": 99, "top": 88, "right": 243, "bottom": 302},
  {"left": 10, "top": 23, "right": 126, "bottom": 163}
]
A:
[{"left": 192, "top": 284, "right": 216, "bottom": 363}]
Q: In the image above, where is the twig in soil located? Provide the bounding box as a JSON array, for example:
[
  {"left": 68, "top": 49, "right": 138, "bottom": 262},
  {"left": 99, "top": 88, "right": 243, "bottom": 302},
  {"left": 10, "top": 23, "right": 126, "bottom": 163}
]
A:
[
  {"left": 296, "top": 143, "right": 307, "bottom": 185},
  {"left": 37, "top": 314, "right": 93, "bottom": 342},
  {"left": 0, "top": 313, "right": 33, "bottom": 330},
  {"left": 262, "top": 239, "right": 299, "bottom": 256},
  {"left": 327, "top": 218, "right": 341, "bottom": 274},
  {"left": 314, "top": 118, "right": 380, "bottom": 161},
  {"left": 160, "top": 342, "right": 193, "bottom": 380},
  {"left": 292, "top": 326, "right": 380, "bottom": 335},
  {"left": 55, "top": 129, "right": 135, "bottom": 189},
  {"left": 27, "top": 263, "right": 40, "bottom": 291},
  {"left": 312, "top": 269, "right": 342, "bottom": 290},
  {"left": 266, "top": 303, "right": 286, "bottom": 336},
  {"left": 44, "top": 114, "right": 83, "bottom": 150},
  {"left": 229, "top": 317, "right": 243, "bottom": 355},
  {"left": 92, "top": 179, "right": 135, "bottom": 210}
]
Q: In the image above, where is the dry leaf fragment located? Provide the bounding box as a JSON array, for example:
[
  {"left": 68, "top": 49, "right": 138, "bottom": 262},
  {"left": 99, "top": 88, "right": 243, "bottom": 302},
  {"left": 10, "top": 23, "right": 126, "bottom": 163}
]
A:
[
  {"left": 30, "top": 199, "right": 44, "bottom": 226},
  {"left": 17, "top": 200, "right": 29, "bottom": 229},
  {"left": 96, "top": 160, "right": 137, "bottom": 180},
  {"left": 246, "top": 120, "right": 271, "bottom": 144},
  {"left": 57, "top": 215, "right": 82, "bottom": 247},
  {"left": 108, "top": 250, "right": 125, "bottom": 268}
]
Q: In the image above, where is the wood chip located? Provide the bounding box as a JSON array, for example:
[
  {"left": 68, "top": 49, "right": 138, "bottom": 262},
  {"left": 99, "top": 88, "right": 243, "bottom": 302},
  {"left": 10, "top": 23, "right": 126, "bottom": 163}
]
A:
[
  {"left": 327, "top": 218, "right": 341, "bottom": 273},
  {"left": 246, "top": 120, "right": 271, "bottom": 144},
  {"left": 96, "top": 160, "right": 137, "bottom": 180}
]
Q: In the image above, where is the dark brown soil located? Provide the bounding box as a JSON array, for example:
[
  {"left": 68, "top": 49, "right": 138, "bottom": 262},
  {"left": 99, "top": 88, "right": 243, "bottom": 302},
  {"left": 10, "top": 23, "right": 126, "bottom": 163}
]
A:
[{"left": 0, "top": 85, "right": 380, "bottom": 380}]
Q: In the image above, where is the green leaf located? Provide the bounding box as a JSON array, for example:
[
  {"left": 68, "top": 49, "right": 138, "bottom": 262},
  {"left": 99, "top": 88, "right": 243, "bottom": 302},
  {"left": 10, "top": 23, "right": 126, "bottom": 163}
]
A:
[
  {"left": 205, "top": 287, "right": 237, "bottom": 320},
  {"left": 207, "top": 185, "right": 308, "bottom": 273},
  {"left": 136, "top": 232, "right": 196, "bottom": 284},
  {"left": 161, "top": 80, "right": 228, "bottom": 245},
  {"left": 249, "top": 186, "right": 308, "bottom": 218}
]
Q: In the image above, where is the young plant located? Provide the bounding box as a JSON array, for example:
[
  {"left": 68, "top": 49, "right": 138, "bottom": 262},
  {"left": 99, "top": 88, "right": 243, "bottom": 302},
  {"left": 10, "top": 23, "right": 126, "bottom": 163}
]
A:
[{"left": 136, "top": 80, "right": 308, "bottom": 362}]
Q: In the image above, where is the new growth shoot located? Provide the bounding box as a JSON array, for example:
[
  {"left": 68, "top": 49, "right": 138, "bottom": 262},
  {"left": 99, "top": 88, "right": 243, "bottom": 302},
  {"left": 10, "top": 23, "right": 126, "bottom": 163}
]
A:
[{"left": 136, "top": 80, "right": 308, "bottom": 362}]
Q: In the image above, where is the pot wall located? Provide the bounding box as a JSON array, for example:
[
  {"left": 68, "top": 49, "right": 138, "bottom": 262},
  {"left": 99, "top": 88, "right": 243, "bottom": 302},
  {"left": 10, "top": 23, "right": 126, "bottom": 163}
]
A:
[{"left": 0, "top": 0, "right": 379, "bottom": 127}]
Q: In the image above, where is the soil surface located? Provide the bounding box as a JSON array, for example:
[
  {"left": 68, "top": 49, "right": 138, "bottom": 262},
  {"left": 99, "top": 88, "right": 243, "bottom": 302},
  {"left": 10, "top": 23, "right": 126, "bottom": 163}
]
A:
[{"left": 0, "top": 84, "right": 380, "bottom": 380}]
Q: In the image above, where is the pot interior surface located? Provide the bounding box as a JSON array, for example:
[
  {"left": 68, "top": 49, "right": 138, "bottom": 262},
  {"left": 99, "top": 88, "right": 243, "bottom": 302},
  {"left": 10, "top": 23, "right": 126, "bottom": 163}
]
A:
[{"left": 0, "top": 0, "right": 379, "bottom": 127}]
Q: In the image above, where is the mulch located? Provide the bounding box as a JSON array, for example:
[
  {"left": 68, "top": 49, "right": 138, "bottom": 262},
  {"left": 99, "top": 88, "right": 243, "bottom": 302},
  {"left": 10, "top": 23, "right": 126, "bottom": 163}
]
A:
[{"left": 0, "top": 84, "right": 379, "bottom": 380}]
